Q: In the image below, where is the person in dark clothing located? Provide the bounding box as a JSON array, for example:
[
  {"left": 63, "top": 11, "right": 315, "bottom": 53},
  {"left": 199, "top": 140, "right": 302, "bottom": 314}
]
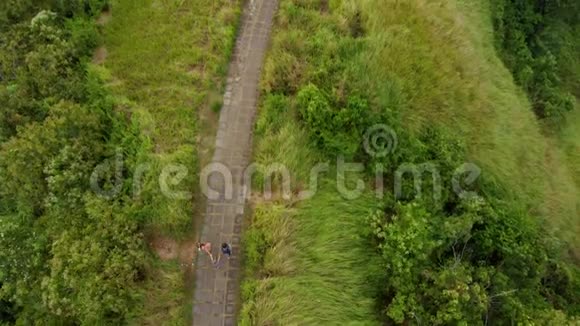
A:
[
  {"left": 215, "top": 242, "right": 232, "bottom": 267},
  {"left": 221, "top": 243, "right": 232, "bottom": 259}
]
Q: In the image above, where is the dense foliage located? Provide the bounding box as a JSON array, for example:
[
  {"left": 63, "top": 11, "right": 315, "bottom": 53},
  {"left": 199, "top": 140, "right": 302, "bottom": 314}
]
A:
[
  {"left": 0, "top": 2, "right": 153, "bottom": 323},
  {"left": 2, "top": 0, "right": 243, "bottom": 323},
  {"left": 491, "top": 0, "right": 579, "bottom": 121}
]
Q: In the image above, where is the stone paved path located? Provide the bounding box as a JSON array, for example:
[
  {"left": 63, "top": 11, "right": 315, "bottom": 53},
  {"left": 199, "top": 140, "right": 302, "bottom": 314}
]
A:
[{"left": 192, "top": 0, "right": 278, "bottom": 325}]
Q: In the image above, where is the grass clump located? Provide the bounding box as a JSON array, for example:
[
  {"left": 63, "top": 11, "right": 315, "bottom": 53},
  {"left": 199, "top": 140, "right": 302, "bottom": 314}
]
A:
[{"left": 241, "top": 186, "right": 382, "bottom": 325}]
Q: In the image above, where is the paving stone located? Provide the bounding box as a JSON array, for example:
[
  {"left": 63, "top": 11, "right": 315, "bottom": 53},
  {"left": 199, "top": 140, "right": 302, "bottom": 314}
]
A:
[
  {"left": 226, "top": 280, "right": 237, "bottom": 292},
  {"left": 214, "top": 276, "right": 227, "bottom": 291},
  {"left": 225, "top": 304, "right": 235, "bottom": 315},
  {"left": 210, "top": 215, "right": 224, "bottom": 226},
  {"left": 226, "top": 293, "right": 236, "bottom": 303},
  {"left": 225, "top": 292, "right": 236, "bottom": 306},
  {"left": 227, "top": 269, "right": 239, "bottom": 280},
  {"left": 224, "top": 316, "right": 236, "bottom": 326}
]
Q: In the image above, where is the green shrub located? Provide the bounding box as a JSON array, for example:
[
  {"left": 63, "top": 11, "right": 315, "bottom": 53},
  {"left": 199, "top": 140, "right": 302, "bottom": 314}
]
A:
[
  {"left": 297, "top": 84, "right": 374, "bottom": 158},
  {"left": 211, "top": 100, "right": 222, "bottom": 113},
  {"left": 0, "top": 3, "right": 147, "bottom": 323},
  {"left": 54, "top": 0, "right": 109, "bottom": 18},
  {"left": 490, "top": 0, "right": 578, "bottom": 123},
  {"left": 66, "top": 17, "right": 99, "bottom": 58},
  {"left": 368, "top": 181, "right": 580, "bottom": 324}
]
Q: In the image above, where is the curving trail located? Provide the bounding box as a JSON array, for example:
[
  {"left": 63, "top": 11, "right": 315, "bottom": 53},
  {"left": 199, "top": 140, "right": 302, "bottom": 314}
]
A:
[{"left": 192, "top": 0, "right": 278, "bottom": 325}]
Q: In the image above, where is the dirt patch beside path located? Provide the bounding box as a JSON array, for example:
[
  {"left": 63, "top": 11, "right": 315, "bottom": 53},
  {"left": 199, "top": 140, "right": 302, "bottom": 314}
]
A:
[{"left": 92, "top": 46, "right": 108, "bottom": 64}]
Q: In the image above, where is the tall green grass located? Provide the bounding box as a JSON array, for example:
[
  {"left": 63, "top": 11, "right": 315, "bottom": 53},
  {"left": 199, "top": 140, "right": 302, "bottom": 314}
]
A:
[
  {"left": 241, "top": 0, "right": 580, "bottom": 324},
  {"left": 561, "top": 109, "right": 580, "bottom": 188},
  {"left": 138, "top": 260, "right": 187, "bottom": 325},
  {"left": 104, "top": 0, "right": 239, "bottom": 116},
  {"left": 241, "top": 184, "right": 382, "bottom": 325},
  {"left": 354, "top": 0, "right": 579, "bottom": 249}
]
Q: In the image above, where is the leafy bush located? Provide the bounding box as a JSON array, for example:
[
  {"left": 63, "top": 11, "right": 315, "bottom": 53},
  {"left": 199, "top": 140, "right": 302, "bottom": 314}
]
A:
[
  {"left": 368, "top": 182, "right": 580, "bottom": 324},
  {"left": 490, "top": 0, "right": 579, "bottom": 122},
  {"left": 43, "top": 197, "right": 145, "bottom": 323},
  {"left": 0, "top": 4, "right": 147, "bottom": 324},
  {"left": 297, "top": 84, "right": 375, "bottom": 159},
  {"left": 65, "top": 17, "right": 99, "bottom": 58},
  {"left": 0, "top": 9, "right": 100, "bottom": 141}
]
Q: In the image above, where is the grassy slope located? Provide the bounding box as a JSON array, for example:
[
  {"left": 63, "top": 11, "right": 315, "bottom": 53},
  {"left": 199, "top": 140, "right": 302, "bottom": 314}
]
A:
[
  {"left": 242, "top": 0, "right": 579, "bottom": 324},
  {"left": 359, "top": 0, "right": 579, "bottom": 242},
  {"left": 98, "top": 0, "right": 240, "bottom": 324}
]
